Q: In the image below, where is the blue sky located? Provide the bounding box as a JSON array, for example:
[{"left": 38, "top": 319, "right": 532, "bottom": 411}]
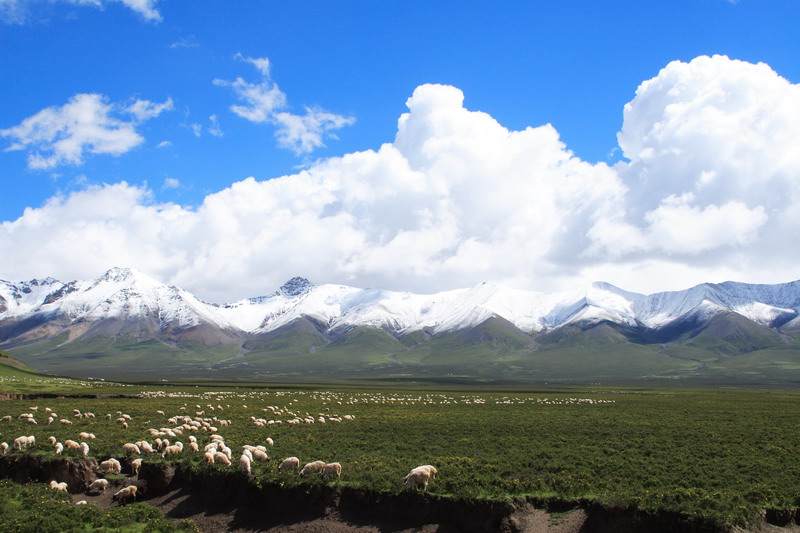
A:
[{"left": 1, "top": 1, "right": 799, "bottom": 301}]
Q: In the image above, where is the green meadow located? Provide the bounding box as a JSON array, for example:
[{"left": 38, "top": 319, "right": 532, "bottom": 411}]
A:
[{"left": 2, "top": 354, "right": 800, "bottom": 529}]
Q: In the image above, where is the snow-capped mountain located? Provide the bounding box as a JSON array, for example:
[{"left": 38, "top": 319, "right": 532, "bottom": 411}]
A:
[
  {"left": 1, "top": 268, "right": 799, "bottom": 346},
  {"left": 2, "top": 267, "right": 800, "bottom": 383}
]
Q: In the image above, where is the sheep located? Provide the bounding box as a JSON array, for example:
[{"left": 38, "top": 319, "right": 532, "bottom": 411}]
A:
[
  {"left": 1, "top": 442, "right": 8, "bottom": 454},
  {"left": 403, "top": 467, "right": 433, "bottom": 491},
  {"left": 48, "top": 436, "right": 57, "bottom": 445},
  {"left": 242, "top": 449, "right": 253, "bottom": 462},
  {"left": 122, "top": 443, "right": 141, "bottom": 456},
  {"left": 321, "top": 462, "right": 342, "bottom": 478},
  {"left": 79, "top": 442, "right": 90, "bottom": 456},
  {"left": 253, "top": 450, "right": 269, "bottom": 462},
  {"left": 138, "top": 441, "right": 155, "bottom": 454},
  {"left": 204, "top": 451, "right": 215, "bottom": 464},
  {"left": 278, "top": 456, "right": 300, "bottom": 472},
  {"left": 64, "top": 439, "right": 80, "bottom": 451},
  {"left": 265, "top": 437, "right": 274, "bottom": 446},
  {"left": 162, "top": 444, "right": 182, "bottom": 458},
  {"left": 49, "top": 480, "right": 68, "bottom": 492},
  {"left": 239, "top": 454, "right": 252, "bottom": 475},
  {"left": 131, "top": 458, "right": 143, "bottom": 476},
  {"left": 189, "top": 442, "right": 199, "bottom": 452},
  {"left": 76, "top": 500, "right": 87, "bottom": 506},
  {"left": 299, "top": 460, "right": 326, "bottom": 477},
  {"left": 98, "top": 458, "right": 122, "bottom": 475},
  {"left": 87, "top": 479, "right": 109, "bottom": 494},
  {"left": 410, "top": 464, "right": 438, "bottom": 479},
  {"left": 13, "top": 435, "right": 33, "bottom": 450},
  {"left": 112, "top": 485, "right": 138, "bottom": 504},
  {"left": 213, "top": 451, "right": 232, "bottom": 466},
  {"left": 54, "top": 442, "right": 64, "bottom": 455}
]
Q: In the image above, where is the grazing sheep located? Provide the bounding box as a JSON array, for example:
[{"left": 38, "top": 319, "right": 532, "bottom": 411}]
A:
[
  {"left": 49, "top": 480, "right": 68, "bottom": 492},
  {"left": 48, "top": 436, "right": 57, "bottom": 445},
  {"left": 131, "top": 458, "right": 143, "bottom": 476},
  {"left": 242, "top": 449, "right": 253, "bottom": 462},
  {"left": 79, "top": 442, "right": 90, "bottom": 457},
  {"left": 64, "top": 440, "right": 80, "bottom": 451},
  {"left": 98, "top": 458, "right": 122, "bottom": 475},
  {"left": 75, "top": 500, "right": 87, "bottom": 506},
  {"left": 265, "top": 438, "right": 274, "bottom": 446},
  {"left": 321, "top": 462, "right": 342, "bottom": 478},
  {"left": 1, "top": 442, "right": 9, "bottom": 454},
  {"left": 138, "top": 441, "right": 155, "bottom": 454},
  {"left": 204, "top": 451, "right": 215, "bottom": 464},
  {"left": 253, "top": 450, "right": 269, "bottom": 462},
  {"left": 213, "top": 451, "right": 232, "bottom": 466},
  {"left": 299, "top": 460, "right": 326, "bottom": 477},
  {"left": 87, "top": 479, "right": 109, "bottom": 494},
  {"left": 122, "top": 443, "right": 141, "bottom": 455},
  {"left": 54, "top": 442, "right": 64, "bottom": 455},
  {"left": 112, "top": 485, "right": 137, "bottom": 504},
  {"left": 411, "top": 465, "right": 438, "bottom": 479},
  {"left": 162, "top": 444, "right": 182, "bottom": 458},
  {"left": 189, "top": 442, "right": 199, "bottom": 452},
  {"left": 239, "top": 454, "right": 252, "bottom": 475},
  {"left": 403, "top": 467, "right": 433, "bottom": 491},
  {"left": 278, "top": 457, "right": 300, "bottom": 472}
]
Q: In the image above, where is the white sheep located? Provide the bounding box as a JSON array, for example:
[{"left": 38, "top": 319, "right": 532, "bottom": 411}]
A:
[
  {"left": 48, "top": 436, "right": 57, "bottom": 445},
  {"left": 1, "top": 442, "right": 9, "bottom": 454},
  {"left": 49, "top": 480, "right": 68, "bottom": 492},
  {"left": 87, "top": 478, "right": 109, "bottom": 494},
  {"left": 64, "top": 439, "right": 80, "bottom": 451},
  {"left": 122, "top": 443, "right": 141, "bottom": 455},
  {"left": 76, "top": 500, "right": 88, "bottom": 506},
  {"left": 162, "top": 444, "right": 182, "bottom": 458},
  {"left": 112, "top": 485, "right": 138, "bottom": 504},
  {"left": 98, "top": 458, "right": 122, "bottom": 474},
  {"left": 131, "top": 458, "right": 143, "bottom": 476},
  {"left": 278, "top": 456, "right": 300, "bottom": 472},
  {"left": 239, "top": 454, "right": 252, "bottom": 475},
  {"left": 79, "top": 442, "right": 90, "bottom": 457},
  {"left": 299, "top": 460, "right": 326, "bottom": 477},
  {"left": 213, "top": 451, "right": 232, "bottom": 466},
  {"left": 54, "top": 442, "right": 64, "bottom": 455},
  {"left": 403, "top": 466, "right": 433, "bottom": 491},
  {"left": 321, "top": 462, "right": 342, "bottom": 478},
  {"left": 204, "top": 451, "right": 215, "bottom": 464},
  {"left": 253, "top": 450, "right": 269, "bottom": 462}
]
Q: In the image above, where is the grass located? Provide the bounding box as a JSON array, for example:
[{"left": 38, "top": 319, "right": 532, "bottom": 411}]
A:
[
  {"left": 2, "top": 382, "right": 800, "bottom": 527},
  {"left": 0, "top": 479, "right": 197, "bottom": 533}
]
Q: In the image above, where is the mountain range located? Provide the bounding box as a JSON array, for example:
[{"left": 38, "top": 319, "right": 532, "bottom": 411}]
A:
[{"left": 2, "top": 267, "right": 800, "bottom": 385}]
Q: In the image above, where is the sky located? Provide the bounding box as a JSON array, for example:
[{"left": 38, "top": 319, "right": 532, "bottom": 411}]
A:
[{"left": 1, "top": 1, "right": 799, "bottom": 302}]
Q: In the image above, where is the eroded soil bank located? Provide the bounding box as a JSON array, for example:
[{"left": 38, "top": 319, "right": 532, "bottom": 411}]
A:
[{"left": 1, "top": 455, "right": 797, "bottom": 533}]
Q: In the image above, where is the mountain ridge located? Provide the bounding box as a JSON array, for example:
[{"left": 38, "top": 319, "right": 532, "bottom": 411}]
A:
[{"left": 2, "top": 267, "right": 800, "bottom": 383}]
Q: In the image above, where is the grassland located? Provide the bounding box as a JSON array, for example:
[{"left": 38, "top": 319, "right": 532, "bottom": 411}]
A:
[{"left": 2, "top": 369, "right": 800, "bottom": 528}]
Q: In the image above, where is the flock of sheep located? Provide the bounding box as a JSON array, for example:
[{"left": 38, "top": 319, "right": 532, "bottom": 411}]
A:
[{"left": 1, "top": 402, "right": 438, "bottom": 505}]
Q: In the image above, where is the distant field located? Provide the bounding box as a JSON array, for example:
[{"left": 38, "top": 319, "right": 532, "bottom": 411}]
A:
[{"left": 2, "top": 372, "right": 800, "bottom": 527}]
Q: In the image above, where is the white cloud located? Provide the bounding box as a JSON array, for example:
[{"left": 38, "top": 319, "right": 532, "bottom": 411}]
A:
[
  {"left": 208, "top": 114, "right": 223, "bottom": 137},
  {"left": 1, "top": 56, "right": 799, "bottom": 300},
  {"left": 162, "top": 177, "right": 180, "bottom": 190},
  {"left": 1, "top": 93, "right": 172, "bottom": 169},
  {"left": 215, "top": 54, "right": 355, "bottom": 155},
  {"left": 0, "top": 0, "right": 161, "bottom": 23}
]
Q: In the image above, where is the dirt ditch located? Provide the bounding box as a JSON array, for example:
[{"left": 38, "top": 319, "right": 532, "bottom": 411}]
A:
[{"left": 1, "top": 455, "right": 798, "bottom": 533}]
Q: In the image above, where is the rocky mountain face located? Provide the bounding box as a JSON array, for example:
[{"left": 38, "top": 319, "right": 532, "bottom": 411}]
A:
[{"left": 1, "top": 267, "right": 799, "bottom": 382}]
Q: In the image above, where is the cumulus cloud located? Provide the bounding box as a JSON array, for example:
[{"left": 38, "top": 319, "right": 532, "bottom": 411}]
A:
[
  {"left": 1, "top": 55, "right": 799, "bottom": 300},
  {"left": 215, "top": 54, "right": 355, "bottom": 155},
  {"left": 0, "top": 93, "right": 172, "bottom": 169},
  {"left": 0, "top": 0, "right": 161, "bottom": 23}
]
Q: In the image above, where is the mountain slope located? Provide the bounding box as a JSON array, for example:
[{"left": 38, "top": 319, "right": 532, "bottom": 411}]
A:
[{"left": 1, "top": 268, "right": 800, "bottom": 383}]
